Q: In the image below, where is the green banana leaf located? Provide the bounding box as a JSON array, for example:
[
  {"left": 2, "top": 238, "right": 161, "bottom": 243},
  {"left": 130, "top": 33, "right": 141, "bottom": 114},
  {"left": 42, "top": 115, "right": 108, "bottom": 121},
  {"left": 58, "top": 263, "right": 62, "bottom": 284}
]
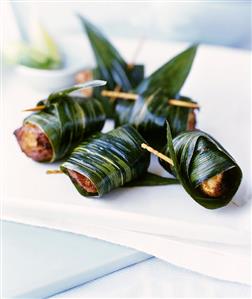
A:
[
  {"left": 114, "top": 99, "right": 134, "bottom": 126},
  {"left": 114, "top": 45, "right": 198, "bottom": 147},
  {"left": 79, "top": 16, "right": 144, "bottom": 117},
  {"left": 124, "top": 172, "right": 179, "bottom": 187},
  {"left": 115, "top": 91, "right": 196, "bottom": 149},
  {"left": 47, "top": 80, "right": 106, "bottom": 104},
  {"left": 136, "top": 45, "right": 197, "bottom": 97},
  {"left": 159, "top": 122, "right": 242, "bottom": 209},
  {"left": 61, "top": 125, "right": 150, "bottom": 196},
  {"left": 24, "top": 82, "right": 106, "bottom": 162}
]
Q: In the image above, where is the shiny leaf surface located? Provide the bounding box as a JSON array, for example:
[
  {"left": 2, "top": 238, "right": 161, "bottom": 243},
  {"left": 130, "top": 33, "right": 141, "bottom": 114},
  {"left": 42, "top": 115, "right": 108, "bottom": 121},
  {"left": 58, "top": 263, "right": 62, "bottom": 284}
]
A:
[
  {"left": 160, "top": 123, "right": 242, "bottom": 209},
  {"left": 25, "top": 96, "right": 105, "bottom": 162},
  {"left": 61, "top": 125, "right": 150, "bottom": 196}
]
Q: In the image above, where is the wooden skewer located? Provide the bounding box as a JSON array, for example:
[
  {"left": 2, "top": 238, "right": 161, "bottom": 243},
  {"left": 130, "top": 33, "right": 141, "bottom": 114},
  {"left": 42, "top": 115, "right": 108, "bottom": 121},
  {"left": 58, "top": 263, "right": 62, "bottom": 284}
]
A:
[
  {"left": 168, "top": 99, "right": 199, "bottom": 109},
  {"left": 24, "top": 90, "right": 199, "bottom": 112},
  {"left": 109, "top": 85, "right": 121, "bottom": 101},
  {"left": 46, "top": 147, "right": 238, "bottom": 208},
  {"left": 23, "top": 105, "right": 46, "bottom": 112},
  {"left": 46, "top": 169, "right": 63, "bottom": 174},
  {"left": 24, "top": 88, "right": 132, "bottom": 112},
  {"left": 141, "top": 143, "right": 239, "bottom": 207},
  {"left": 101, "top": 90, "right": 138, "bottom": 100},
  {"left": 141, "top": 143, "right": 174, "bottom": 166},
  {"left": 101, "top": 90, "right": 200, "bottom": 109}
]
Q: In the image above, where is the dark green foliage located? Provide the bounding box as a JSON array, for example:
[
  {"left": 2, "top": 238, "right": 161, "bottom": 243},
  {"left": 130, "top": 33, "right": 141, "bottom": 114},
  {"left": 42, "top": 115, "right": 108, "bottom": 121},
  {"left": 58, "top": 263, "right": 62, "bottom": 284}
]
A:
[
  {"left": 24, "top": 82, "right": 106, "bottom": 161},
  {"left": 79, "top": 16, "right": 144, "bottom": 117},
  {"left": 61, "top": 125, "right": 150, "bottom": 196},
  {"left": 160, "top": 123, "right": 242, "bottom": 209}
]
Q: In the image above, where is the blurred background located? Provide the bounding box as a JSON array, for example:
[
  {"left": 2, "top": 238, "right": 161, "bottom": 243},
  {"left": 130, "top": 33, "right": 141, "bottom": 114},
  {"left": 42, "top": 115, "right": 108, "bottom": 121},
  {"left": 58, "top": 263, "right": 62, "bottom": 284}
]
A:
[
  {"left": 3, "top": 1, "right": 252, "bottom": 50},
  {"left": 2, "top": 3, "right": 251, "bottom": 298}
]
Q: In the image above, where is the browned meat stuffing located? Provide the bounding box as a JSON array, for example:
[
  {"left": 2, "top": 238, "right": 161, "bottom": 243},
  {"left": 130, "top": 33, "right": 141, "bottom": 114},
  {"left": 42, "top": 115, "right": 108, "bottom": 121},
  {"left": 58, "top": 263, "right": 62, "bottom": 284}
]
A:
[
  {"left": 75, "top": 69, "right": 93, "bottom": 97},
  {"left": 187, "top": 110, "right": 196, "bottom": 131},
  {"left": 14, "top": 123, "right": 53, "bottom": 162},
  {"left": 200, "top": 172, "right": 224, "bottom": 197},
  {"left": 68, "top": 169, "right": 97, "bottom": 193}
]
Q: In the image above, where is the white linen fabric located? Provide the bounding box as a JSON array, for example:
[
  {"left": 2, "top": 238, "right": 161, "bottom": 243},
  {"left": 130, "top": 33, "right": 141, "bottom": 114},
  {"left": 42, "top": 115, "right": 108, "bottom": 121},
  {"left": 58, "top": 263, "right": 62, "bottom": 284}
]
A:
[
  {"left": 2, "top": 39, "right": 251, "bottom": 285},
  {"left": 52, "top": 258, "right": 251, "bottom": 298}
]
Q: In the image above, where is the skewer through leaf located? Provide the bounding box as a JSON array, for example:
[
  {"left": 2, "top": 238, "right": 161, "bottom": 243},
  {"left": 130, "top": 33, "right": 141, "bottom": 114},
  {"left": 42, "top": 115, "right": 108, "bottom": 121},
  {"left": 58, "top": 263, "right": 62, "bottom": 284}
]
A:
[{"left": 141, "top": 122, "right": 242, "bottom": 209}]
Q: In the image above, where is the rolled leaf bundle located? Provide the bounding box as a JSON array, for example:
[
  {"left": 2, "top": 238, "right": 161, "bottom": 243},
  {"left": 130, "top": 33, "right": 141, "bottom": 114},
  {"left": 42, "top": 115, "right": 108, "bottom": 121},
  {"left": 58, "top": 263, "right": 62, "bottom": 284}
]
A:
[
  {"left": 61, "top": 125, "right": 150, "bottom": 196},
  {"left": 79, "top": 16, "right": 144, "bottom": 117},
  {"left": 14, "top": 82, "right": 106, "bottom": 162},
  {"left": 160, "top": 124, "right": 242, "bottom": 209},
  {"left": 115, "top": 91, "right": 196, "bottom": 149},
  {"left": 115, "top": 45, "right": 198, "bottom": 147}
]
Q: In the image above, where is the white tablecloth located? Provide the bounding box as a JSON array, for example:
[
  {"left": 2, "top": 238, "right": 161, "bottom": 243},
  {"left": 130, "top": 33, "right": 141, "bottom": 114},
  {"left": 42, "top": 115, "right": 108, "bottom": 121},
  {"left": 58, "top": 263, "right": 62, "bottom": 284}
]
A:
[
  {"left": 2, "top": 39, "right": 251, "bottom": 296},
  {"left": 52, "top": 258, "right": 251, "bottom": 298}
]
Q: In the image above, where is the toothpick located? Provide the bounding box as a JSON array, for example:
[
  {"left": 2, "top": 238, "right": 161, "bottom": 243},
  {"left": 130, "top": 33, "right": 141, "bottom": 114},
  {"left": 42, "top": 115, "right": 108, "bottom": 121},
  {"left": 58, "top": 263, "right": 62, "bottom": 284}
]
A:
[
  {"left": 46, "top": 169, "right": 63, "bottom": 174},
  {"left": 23, "top": 105, "right": 45, "bottom": 112},
  {"left": 101, "top": 90, "right": 138, "bottom": 100},
  {"left": 109, "top": 85, "right": 122, "bottom": 101},
  {"left": 168, "top": 99, "right": 200, "bottom": 109},
  {"left": 141, "top": 143, "right": 174, "bottom": 166},
  {"left": 25, "top": 90, "right": 199, "bottom": 113},
  {"left": 101, "top": 90, "right": 199, "bottom": 109}
]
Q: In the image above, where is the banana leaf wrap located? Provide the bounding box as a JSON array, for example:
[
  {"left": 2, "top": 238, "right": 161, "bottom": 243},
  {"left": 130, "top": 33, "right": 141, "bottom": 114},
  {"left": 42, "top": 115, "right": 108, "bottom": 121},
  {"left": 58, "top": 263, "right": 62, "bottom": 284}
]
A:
[
  {"left": 115, "top": 91, "right": 196, "bottom": 149},
  {"left": 79, "top": 16, "right": 144, "bottom": 117},
  {"left": 60, "top": 125, "right": 150, "bottom": 197},
  {"left": 114, "top": 45, "right": 198, "bottom": 147},
  {"left": 24, "top": 84, "right": 106, "bottom": 162},
  {"left": 160, "top": 124, "right": 242, "bottom": 209},
  {"left": 136, "top": 45, "right": 197, "bottom": 97}
]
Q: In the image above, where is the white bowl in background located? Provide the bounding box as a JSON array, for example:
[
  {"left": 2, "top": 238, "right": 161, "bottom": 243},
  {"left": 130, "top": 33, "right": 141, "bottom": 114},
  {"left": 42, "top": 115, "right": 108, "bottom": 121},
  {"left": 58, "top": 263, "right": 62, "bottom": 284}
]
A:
[
  {"left": 15, "top": 64, "right": 84, "bottom": 92},
  {"left": 15, "top": 37, "right": 94, "bottom": 92}
]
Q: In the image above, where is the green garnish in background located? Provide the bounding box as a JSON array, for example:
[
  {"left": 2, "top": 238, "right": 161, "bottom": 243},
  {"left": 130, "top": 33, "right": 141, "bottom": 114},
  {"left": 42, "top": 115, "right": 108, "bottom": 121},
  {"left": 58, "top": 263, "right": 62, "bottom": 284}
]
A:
[{"left": 5, "top": 21, "right": 62, "bottom": 69}]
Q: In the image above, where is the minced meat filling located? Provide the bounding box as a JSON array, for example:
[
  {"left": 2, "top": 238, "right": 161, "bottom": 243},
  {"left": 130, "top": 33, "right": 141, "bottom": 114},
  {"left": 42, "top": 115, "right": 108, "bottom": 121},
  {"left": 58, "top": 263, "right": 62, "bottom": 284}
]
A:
[
  {"left": 14, "top": 123, "right": 53, "bottom": 162},
  {"left": 75, "top": 69, "right": 93, "bottom": 97},
  {"left": 68, "top": 169, "right": 97, "bottom": 193},
  {"left": 200, "top": 172, "right": 224, "bottom": 197},
  {"left": 187, "top": 110, "right": 196, "bottom": 131}
]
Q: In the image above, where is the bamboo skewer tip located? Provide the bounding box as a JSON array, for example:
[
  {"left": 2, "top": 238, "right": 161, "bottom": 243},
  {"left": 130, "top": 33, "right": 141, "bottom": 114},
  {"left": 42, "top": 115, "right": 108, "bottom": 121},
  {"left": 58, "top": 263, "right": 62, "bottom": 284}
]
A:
[
  {"left": 46, "top": 169, "right": 63, "bottom": 174},
  {"left": 101, "top": 90, "right": 138, "bottom": 101},
  {"left": 101, "top": 90, "right": 199, "bottom": 109},
  {"left": 141, "top": 143, "right": 174, "bottom": 166},
  {"left": 23, "top": 105, "right": 45, "bottom": 112},
  {"left": 24, "top": 92, "right": 199, "bottom": 112},
  {"left": 168, "top": 99, "right": 200, "bottom": 109}
]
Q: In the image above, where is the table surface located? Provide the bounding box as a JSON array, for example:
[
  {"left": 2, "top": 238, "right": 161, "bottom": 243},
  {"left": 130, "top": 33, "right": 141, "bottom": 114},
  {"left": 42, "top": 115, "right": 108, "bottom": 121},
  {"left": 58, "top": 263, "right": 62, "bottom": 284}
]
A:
[
  {"left": 52, "top": 258, "right": 251, "bottom": 298},
  {"left": 2, "top": 221, "right": 250, "bottom": 298},
  {"left": 2, "top": 221, "right": 150, "bottom": 298},
  {"left": 2, "top": 39, "right": 251, "bottom": 297}
]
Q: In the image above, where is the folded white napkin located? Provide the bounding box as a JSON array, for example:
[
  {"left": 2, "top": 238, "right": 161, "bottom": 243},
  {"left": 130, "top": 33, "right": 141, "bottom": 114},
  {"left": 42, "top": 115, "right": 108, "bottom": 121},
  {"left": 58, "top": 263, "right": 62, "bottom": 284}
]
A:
[{"left": 2, "top": 41, "right": 251, "bottom": 285}]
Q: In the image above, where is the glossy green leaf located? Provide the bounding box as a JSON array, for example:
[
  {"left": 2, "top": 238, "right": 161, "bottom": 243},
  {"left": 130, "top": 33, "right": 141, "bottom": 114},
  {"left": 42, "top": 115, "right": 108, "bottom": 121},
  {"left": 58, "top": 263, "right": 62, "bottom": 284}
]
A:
[
  {"left": 79, "top": 16, "right": 144, "bottom": 117},
  {"left": 124, "top": 172, "right": 179, "bottom": 187},
  {"left": 160, "top": 122, "right": 242, "bottom": 209},
  {"left": 61, "top": 125, "right": 150, "bottom": 196},
  {"left": 115, "top": 45, "right": 198, "bottom": 147},
  {"left": 115, "top": 91, "right": 196, "bottom": 149},
  {"left": 136, "top": 45, "right": 197, "bottom": 97},
  {"left": 25, "top": 96, "right": 105, "bottom": 162},
  {"left": 47, "top": 80, "right": 106, "bottom": 103},
  {"left": 114, "top": 99, "right": 135, "bottom": 127}
]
